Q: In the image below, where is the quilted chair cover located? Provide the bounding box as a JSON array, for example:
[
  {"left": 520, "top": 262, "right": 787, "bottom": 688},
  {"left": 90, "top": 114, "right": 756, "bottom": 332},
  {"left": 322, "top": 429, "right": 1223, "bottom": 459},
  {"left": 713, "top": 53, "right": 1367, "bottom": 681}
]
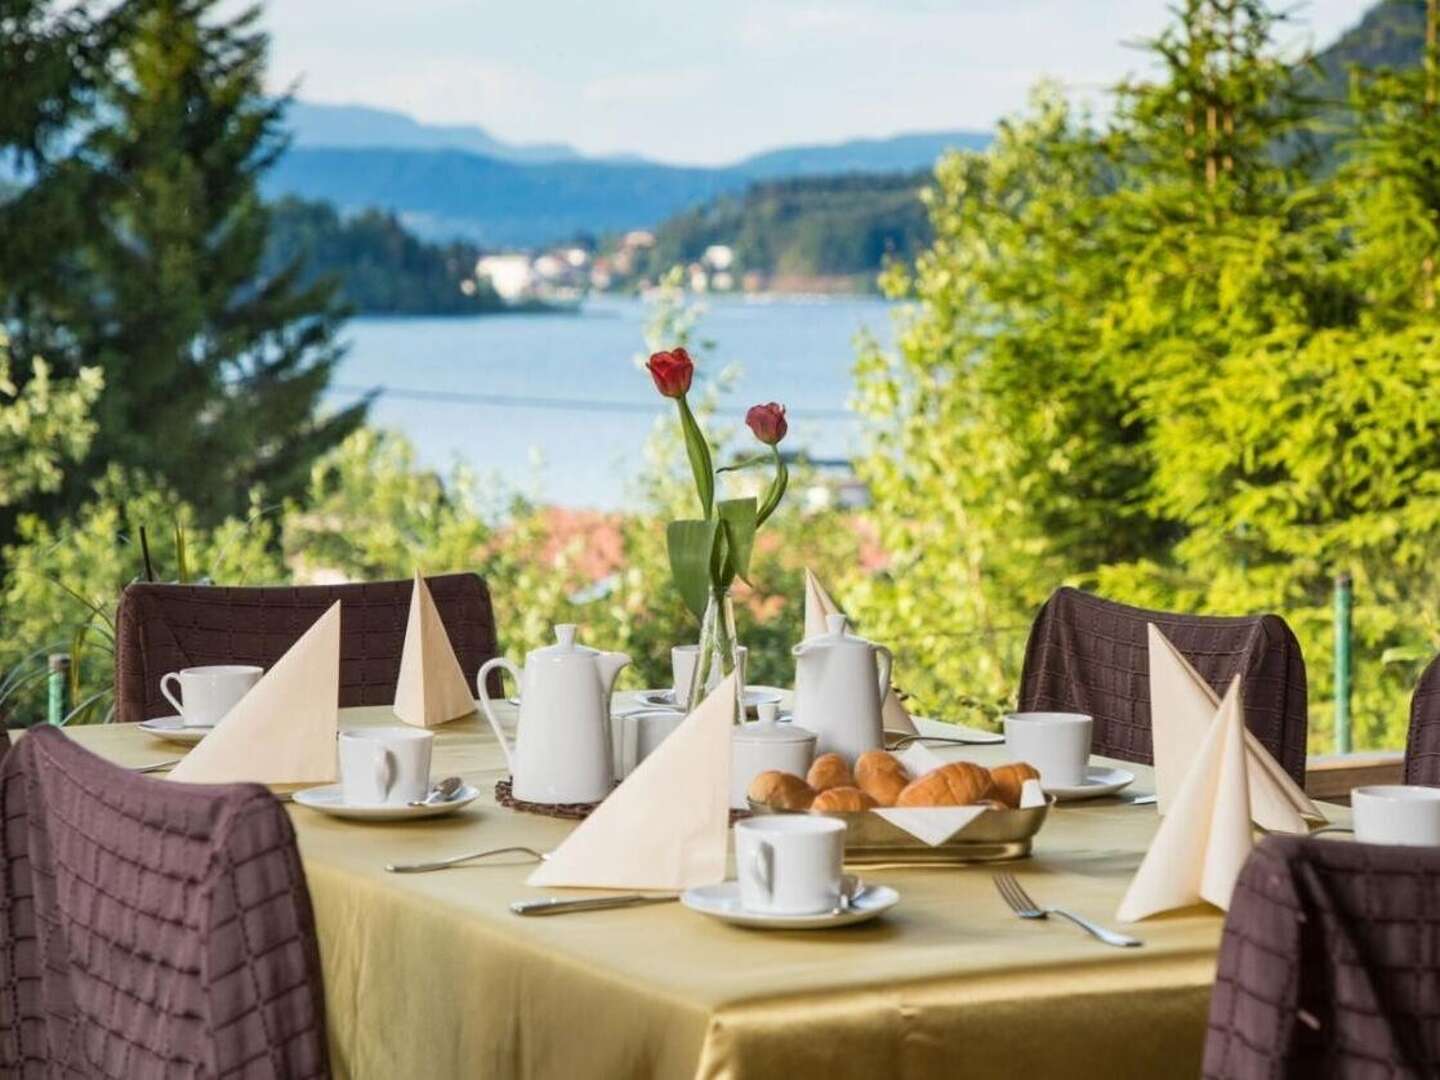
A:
[
  {"left": 1018, "top": 587, "right": 1308, "bottom": 784},
  {"left": 0, "top": 726, "right": 330, "bottom": 1077},
  {"left": 1204, "top": 834, "right": 1440, "bottom": 1078},
  {"left": 114, "top": 573, "right": 499, "bottom": 724},
  {"left": 1404, "top": 652, "right": 1440, "bottom": 786}
]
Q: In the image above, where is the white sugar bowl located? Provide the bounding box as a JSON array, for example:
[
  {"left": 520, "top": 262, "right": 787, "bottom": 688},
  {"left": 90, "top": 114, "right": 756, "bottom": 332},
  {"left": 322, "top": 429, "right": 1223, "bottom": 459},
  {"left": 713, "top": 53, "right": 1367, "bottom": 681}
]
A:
[{"left": 730, "top": 704, "right": 817, "bottom": 810}]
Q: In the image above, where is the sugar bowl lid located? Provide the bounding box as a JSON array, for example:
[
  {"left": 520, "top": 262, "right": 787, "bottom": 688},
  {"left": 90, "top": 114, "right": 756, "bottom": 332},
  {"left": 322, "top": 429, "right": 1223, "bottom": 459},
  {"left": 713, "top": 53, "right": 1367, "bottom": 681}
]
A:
[{"left": 732, "top": 703, "right": 815, "bottom": 745}]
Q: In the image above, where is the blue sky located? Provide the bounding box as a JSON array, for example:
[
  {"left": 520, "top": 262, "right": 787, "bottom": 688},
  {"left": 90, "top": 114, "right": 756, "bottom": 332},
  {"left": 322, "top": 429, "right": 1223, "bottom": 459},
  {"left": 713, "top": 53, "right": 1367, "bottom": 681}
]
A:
[{"left": 256, "top": 1, "right": 1371, "bottom": 165}]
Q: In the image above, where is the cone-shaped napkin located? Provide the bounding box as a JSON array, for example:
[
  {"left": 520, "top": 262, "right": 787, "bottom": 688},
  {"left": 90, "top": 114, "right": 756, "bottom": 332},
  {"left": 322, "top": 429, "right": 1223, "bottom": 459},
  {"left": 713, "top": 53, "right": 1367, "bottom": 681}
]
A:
[
  {"left": 1148, "top": 624, "right": 1320, "bottom": 832},
  {"left": 1117, "top": 677, "right": 1253, "bottom": 922},
  {"left": 168, "top": 602, "right": 341, "bottom": 785},
  {"left": 527, "top": 675, "right": 736, "bottom": 891},
  {"left": 804, "top": 568, "right": 916, "bottom": 735},
  {"left": 394, "top": 571, "right": 475, "bottom": 728}
]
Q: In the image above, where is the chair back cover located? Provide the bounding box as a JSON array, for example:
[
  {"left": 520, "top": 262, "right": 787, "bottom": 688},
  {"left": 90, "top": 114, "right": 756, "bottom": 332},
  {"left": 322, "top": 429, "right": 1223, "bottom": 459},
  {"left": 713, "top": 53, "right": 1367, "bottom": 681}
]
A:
[
  {"left": 1204, "top": 834, "right": 1440, "bottom": 1078},
  {"left": 1018, "top": 587, "right": 1308, "bottom": 783},
  {"left": 0, "top": 726, "right": 330, "bottom": 1077},
  {"left": 115, "top": 573, "right": 499, "bottom": 723},
  {"left": 1404, "top": 652, "right": 1440, "bottom": 786}
]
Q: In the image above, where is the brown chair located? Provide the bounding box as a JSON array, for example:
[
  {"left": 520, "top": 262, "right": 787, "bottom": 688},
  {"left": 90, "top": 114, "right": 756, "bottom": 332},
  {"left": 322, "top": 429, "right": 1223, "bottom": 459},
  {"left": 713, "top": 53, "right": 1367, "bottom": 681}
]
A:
[
  {"left": 1404, "top": 652, "right": 1440, "bottom": 786},
  {"left": 114, "top": 573, "right": 500, "bottom": 724},
  {"left": 0, "top": 726, "right": 330, "bottom": 1077},
  {"left": 1203, "top": 834, "right": 1440, "bottom": 1078},
  {"left": 1018, "top": 587, "right": 1308, "bottom": 784}
]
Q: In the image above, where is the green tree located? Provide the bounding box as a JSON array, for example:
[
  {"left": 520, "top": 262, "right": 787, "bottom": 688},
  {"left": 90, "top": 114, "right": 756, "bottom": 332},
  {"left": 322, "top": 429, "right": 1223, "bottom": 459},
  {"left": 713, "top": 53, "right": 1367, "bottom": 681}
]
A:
[
  {"left": 0, "top": 334, "right": 103, "bottom": 510},
  {"left": 4, "top": 0, "right": 363, "bottom": 526}
]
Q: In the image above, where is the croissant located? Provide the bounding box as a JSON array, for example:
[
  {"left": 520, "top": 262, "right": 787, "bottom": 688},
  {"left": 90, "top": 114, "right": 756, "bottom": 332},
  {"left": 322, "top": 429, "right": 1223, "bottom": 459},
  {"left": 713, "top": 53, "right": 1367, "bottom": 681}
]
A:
[
  {"left": 896, "top": 761, "right": 995, "bottom": 807},
  {"left": 989, "top": 762, "right": 1041, "bottom": 808},
  {"left": 810, "top": 786, "right": 877, "bottom": 813},
  {"left": 806, "top": 752, "right": 857, "bottom": 792},
  {"left": 854, "top": 749, "right": 910, "bottom": 807},
  {"left": 747, "top": 770, "right": 816, "bottom": 811}
]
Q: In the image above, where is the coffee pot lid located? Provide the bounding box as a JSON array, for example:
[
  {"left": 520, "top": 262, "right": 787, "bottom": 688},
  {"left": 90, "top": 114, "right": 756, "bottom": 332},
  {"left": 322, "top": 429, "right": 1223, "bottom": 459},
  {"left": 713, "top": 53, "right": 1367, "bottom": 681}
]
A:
[{"left": 530, "top": 623, "right": 597, "bottom": 659}]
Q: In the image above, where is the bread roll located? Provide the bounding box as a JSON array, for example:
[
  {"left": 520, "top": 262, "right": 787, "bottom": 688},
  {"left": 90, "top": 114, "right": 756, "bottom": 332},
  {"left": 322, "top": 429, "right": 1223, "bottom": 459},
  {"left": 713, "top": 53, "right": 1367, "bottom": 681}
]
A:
[
  {"left": 854, "top": 750, "right": 910, "bottom": 807},
  {"left": 989, "top": 762, "right": 1041, "bottom": 808},
  {"left": 747, "top": 770, "right": 815, "bottom": 811},
  {"left": 854, "top": 749, "right": 906, "bottom": 782},
  {"left": 896, "top": 761, "right": 995, "bottom": 807},
  {"left": 810, "top": 786, "right": 877, "bottom": 813},
  {"left": 806, "top": 753, "right": 856, "bottom": 792}
]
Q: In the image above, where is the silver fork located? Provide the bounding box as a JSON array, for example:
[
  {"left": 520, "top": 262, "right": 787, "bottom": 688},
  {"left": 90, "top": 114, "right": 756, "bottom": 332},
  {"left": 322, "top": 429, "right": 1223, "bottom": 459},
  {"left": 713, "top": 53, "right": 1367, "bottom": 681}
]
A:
[
  {"left": 993, "top": 872, "right": 1142, "bottom": 948},
  {"left": 386, "top": 845, "right": 550, "bottom": 874},
  {"left": 132, "top": 759, "right": 182, "bottom": 774}
]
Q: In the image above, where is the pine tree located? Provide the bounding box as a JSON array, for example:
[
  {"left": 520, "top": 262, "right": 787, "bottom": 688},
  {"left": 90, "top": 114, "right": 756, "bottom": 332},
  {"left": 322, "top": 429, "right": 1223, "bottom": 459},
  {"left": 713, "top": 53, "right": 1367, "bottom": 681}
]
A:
[
  {"left": 6, "top": 0, "right": 364, "bottom": 524},
  {"left": 1340, "top": 0, "right": 1440, "bottom": 322}
]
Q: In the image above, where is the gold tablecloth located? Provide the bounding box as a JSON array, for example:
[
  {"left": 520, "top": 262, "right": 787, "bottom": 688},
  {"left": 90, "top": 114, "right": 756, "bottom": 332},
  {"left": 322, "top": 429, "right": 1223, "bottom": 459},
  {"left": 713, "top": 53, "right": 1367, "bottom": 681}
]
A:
[{"left": 62, "top": 701, "right": 1341, "bottom": 1080}]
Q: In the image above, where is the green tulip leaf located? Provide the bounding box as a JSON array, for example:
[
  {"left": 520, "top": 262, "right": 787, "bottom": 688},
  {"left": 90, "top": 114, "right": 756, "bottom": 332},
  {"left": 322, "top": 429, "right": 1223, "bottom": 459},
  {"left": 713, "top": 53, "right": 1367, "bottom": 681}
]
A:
[
  {"left": 667, "top": 518, "right": 719, "bottom": 621},
  {"left": 716, "top": 496, "right": 758, "bottom": 587}
]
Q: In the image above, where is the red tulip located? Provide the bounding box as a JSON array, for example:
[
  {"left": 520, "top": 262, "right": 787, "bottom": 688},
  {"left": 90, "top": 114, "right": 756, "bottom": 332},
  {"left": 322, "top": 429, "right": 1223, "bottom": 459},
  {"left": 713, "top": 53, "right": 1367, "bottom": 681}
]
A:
[
  {"left": 746, "top": 402, "right": 787, "bottom": 446},
  {"left": 646, "top": 347, "right": 694, "bottom": 398}
]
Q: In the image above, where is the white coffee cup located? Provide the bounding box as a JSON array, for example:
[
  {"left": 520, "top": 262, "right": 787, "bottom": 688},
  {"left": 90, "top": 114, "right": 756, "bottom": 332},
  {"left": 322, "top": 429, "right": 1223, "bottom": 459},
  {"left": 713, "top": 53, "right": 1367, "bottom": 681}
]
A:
[
  {"left": 615, "top": 708, "right": 686, "bottom": 777},
  {"left": 1352, "top": 785, "right": 1440, "bottom": 846},
  {"left": 672, "top": 644, "right": 749, "bottom": 706},
  {"left": 735, "top": 815, "right": 845, "bottom": 915},
  {"left": 160, "top": 664, "right": 262, "bottom": 727},
  {"left": 1002, "top": 712, "right": 1093, "bottom": 788},
  {"left": 672, "top": 645, "right": 700, "bottom": 703},
  {"left": 338, "top": 727, "right": 434, "bottom": 806}
]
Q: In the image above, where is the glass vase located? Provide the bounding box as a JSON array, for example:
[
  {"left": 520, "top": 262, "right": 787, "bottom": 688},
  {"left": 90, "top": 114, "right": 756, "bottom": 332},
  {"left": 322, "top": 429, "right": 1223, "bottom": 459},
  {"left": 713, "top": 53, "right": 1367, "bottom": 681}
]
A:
[{"left": 687, "top": 584, "right": 745, "bottom": 723}]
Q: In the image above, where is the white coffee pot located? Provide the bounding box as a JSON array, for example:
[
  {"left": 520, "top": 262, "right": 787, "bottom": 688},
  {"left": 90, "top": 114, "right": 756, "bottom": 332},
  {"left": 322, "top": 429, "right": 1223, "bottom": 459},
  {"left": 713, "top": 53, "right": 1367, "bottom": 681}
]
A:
[
  {"left": 791, "top": 614, "right": 892, "bottom": 762},
  {"left": 478, "top": 624, "right": 631, "bottom": 803}
]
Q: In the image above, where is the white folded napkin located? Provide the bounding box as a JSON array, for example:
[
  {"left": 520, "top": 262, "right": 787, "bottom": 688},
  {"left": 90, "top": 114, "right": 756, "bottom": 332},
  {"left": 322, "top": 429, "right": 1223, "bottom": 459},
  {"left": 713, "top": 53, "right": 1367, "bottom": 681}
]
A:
[
  {"left": 527, "top": 675, "right": 736, "bottom": 891},
  {"left": 1117, "top": 677, "right": 1253, "bottom": 922},
  {"left": 394, "top": 570, "right": 476, "bottom": 728},
  {"left": 168, "top": 601, "right": 341, "bottom": 785},
  {"left": 1148, "top": 624, "right": 1320, "bottom": 832},
  {"left": 804, "top": 568, "right": 917, "bottom": 735}
]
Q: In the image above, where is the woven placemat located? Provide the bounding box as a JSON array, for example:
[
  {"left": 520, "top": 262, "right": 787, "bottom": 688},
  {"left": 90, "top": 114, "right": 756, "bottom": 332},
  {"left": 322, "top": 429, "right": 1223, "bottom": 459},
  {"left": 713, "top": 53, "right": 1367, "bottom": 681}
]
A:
[
  {"left": 494, "top": 778, "right": 604, "bottom": 820},
  {"left": 495, "top": 778, "right": 751, "bottom": 824}
]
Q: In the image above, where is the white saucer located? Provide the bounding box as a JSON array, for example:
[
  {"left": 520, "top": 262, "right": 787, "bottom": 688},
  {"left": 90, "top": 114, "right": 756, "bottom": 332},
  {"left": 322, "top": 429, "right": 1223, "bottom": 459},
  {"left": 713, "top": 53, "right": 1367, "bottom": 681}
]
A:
[
  {"left": 639, "top": 686, "right": 785, "bottom": 711},
  {"left": 1044, "top": 766, "right": 1136, "bottom": 802},
  {"left": 681, "top": 880, "right": 899, "bottom": 929},
  {"left": 138, "top": 715, "right": 213, "bottom": 744},
  {"left": 291, "top": 783, "right": 481, "bottom": 821}
]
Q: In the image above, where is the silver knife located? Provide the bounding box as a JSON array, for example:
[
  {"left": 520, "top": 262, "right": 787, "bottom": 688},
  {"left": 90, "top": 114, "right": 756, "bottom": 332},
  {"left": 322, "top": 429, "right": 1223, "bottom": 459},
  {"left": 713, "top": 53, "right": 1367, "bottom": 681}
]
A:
[{"left": 511, "top": 894, "right": 679, "bottom": 917}]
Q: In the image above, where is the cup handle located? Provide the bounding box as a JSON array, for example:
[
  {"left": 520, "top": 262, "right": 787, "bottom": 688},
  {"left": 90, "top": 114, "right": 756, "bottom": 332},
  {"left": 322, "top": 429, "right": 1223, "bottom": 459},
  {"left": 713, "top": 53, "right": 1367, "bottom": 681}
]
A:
[
  {"left": 748, "top": 841, "right": 774, "bottom": 901},
  {"left": 622, "top": 715, "right": 640, "bottom": 777},
  {"left": 477, "top": 658, "right": 522, "bottom": 773},
  {"left": 160, "top": 673, "right": 184, "bottom": 717},
  {"left": 374, "top": 745, "right": 396, "bottom": 799},
  {"left": 874, "top": 645, "right": 894, "bottom": 701}
]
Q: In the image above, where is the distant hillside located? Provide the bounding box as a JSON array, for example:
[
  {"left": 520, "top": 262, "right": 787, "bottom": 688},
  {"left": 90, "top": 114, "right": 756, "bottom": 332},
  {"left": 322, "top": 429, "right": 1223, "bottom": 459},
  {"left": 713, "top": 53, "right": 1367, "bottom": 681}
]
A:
[
  {"left": 644, "top": 173, "right": 931, "bottom": 288},
  {"left": 734, "top": 132, "right": 990, "bottom": 180},
  {"left": 264, "top": 197, "right": 505, "bottom": 315},
  {"left": 1311, "top": 0, "right": 1426, "bottom": 104},
  {"left": 263, "top": 147, "right": 740, "bottom": 247},
  {"left": 269, "top": 103, "right": 992, "bottom": 247},
  {"left": 286, "top": 101, "right": 587, "bottom": 164}
]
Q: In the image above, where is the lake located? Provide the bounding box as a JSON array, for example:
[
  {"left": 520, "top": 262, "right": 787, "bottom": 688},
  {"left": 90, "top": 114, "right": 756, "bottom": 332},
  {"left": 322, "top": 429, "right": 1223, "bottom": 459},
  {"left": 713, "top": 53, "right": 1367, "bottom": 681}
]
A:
[{"left": 330, "top": 294, "right": 897, "bottom": 509}]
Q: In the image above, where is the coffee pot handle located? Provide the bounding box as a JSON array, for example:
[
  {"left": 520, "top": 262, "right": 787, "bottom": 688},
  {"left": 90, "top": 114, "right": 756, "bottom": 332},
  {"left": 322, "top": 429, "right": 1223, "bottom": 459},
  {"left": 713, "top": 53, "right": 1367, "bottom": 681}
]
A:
[
  {"left": 874, "top": 645, "right": 894, "bottom": 702},
  {"left": 477, "top": 658, "right": 522, "bottom": 773}
]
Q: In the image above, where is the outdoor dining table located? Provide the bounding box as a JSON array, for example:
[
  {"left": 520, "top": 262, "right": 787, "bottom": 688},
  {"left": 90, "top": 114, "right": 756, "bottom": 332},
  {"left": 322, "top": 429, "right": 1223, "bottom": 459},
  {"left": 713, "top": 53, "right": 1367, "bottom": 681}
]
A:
[{"left": 64, "top": 694, "right": 1348, "bottom": 1080}]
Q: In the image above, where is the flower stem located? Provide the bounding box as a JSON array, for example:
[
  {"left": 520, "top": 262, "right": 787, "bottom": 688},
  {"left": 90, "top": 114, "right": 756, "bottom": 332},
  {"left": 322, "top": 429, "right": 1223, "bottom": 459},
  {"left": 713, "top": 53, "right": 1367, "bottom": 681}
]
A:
[{"left": 677, "top": 395, "right": 715, "bottom": 519}]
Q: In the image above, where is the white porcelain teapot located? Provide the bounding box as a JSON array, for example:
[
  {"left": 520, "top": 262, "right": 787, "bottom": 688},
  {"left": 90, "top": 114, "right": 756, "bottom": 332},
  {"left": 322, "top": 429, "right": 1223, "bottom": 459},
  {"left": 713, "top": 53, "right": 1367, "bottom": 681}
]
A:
[
  {"left": 477, "top": 624, "right": 630, "bottom": 803},
  {"left": 791, "top": 614, "right": 893, "bottom": 761}
]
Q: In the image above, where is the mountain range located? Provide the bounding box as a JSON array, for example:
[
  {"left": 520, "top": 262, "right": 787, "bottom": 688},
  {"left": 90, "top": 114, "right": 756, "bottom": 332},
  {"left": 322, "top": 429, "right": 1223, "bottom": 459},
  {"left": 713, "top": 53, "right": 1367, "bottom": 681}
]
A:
[{"left": 269, "top": 101, "right": 991, "bottom": 247}]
